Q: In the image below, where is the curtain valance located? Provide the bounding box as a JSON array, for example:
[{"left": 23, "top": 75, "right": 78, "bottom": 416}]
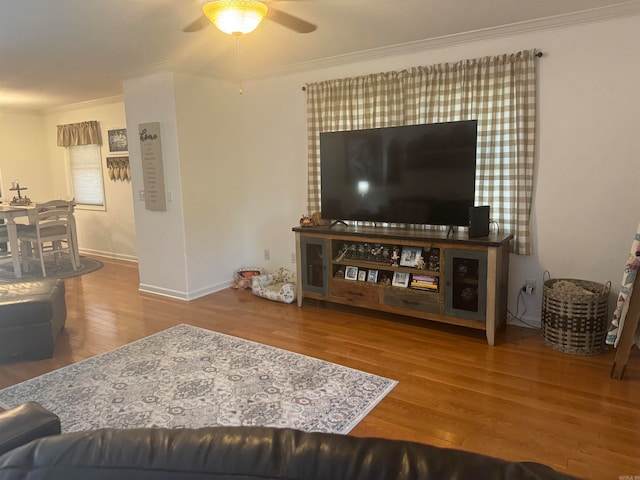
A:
[{"left": 57, "top": 120, "right": 101, "bottom": 147}]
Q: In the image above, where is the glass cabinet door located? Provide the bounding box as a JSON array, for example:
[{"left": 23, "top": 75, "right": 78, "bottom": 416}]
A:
[
  {"left": 300, "top": 236, "right": 328, "bottom": 295},
  {"left": 444, "top": 249, "right": 487, "bottom": 322}
]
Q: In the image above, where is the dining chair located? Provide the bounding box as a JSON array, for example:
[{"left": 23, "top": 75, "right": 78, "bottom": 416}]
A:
[
  {"left": 0, "top": 224, "right": 8, "bottom": 254},
  {"left": 17, "top": 200, "right": 78, "bottom": 277}
]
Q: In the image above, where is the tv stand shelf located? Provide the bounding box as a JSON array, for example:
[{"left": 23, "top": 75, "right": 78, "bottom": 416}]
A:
[{"left": 293, "top": 225, "right": 513, "bottom": 345}]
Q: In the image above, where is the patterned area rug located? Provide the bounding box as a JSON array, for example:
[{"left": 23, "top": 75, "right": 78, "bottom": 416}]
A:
[
  {"left": 0, "top": 324, "right": 397, "bottom": 434},
  {"left": 0, "top": 254, "right": 103, "bottom": 284}
]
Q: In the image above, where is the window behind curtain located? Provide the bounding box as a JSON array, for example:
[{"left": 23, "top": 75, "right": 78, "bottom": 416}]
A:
[
  {"left": 304, "top": 50, "right": 537, "bottom": 255},
  {"left": 69, "top": 144, "right": 105, "bottom": 207}
]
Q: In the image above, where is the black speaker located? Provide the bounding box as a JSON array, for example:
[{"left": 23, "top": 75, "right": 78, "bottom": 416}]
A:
[{"left": 468, "top": 206, "right": 490, "bottom": 238}]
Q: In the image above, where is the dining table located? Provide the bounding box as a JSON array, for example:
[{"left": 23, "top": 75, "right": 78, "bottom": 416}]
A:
[{"left": 0, "top": 203, "right": 80, "bottom": 279}]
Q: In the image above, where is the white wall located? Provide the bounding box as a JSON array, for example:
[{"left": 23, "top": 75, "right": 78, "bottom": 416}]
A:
[
  {"left": 239, "top": 14, "right": 640, "bottom": 325},
  {"left": 0, "top": 112, "right": 52, "bottom": 202},
  {"left": 173, "top": 72, "right": 245, "bottom": 297},
  {"left": 123, "top": 71, "right": 245, "bottom": 299},
  {"left": 123, "top": 72, "right": 189, "bottom": 297},
  {"left": 237, "top": 80, "right": 309, "bottom": 272},
  {"left": 42, "top": 99, "right": 137, "bottom": 261}
]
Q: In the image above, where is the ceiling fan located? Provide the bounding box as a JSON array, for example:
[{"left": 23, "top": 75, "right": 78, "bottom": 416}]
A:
[{"left": 182, "top": 0, "right": 317, "bottom": 36}]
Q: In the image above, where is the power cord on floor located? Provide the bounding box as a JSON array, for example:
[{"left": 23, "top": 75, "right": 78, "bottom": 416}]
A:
[{"left": 508, "top": 288, "right": 539, "bottom": 329}]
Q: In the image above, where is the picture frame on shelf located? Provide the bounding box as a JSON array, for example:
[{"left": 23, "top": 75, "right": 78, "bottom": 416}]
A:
[
  {"left": 345, "top": 265, "right": 358, "bottom": 281},
  {"left": 358, "top": 270, "right": 367, "bottom": 281},
  {"left": 367, "top": 269, "right": 379, "bottom": 283},
  {"left": 399, "top": 246, "right": 422, "bottom": 267},
  {"left": 392, "top": 271, "right": 410, "bottom": 288}
]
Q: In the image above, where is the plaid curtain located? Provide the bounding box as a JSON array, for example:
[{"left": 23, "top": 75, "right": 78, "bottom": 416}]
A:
[{"left": 305, "top": 50, "right": 537, "bottom": 255}]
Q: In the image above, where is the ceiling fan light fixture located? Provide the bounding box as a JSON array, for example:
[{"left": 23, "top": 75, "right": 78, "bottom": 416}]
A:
[{"left": 203, "top": 0, "right": 268, "bottom": 36}]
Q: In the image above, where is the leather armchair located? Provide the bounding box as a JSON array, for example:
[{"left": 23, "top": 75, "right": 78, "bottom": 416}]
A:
[{"left": 0, "top": 402, "right": 577, "bottom": 479}]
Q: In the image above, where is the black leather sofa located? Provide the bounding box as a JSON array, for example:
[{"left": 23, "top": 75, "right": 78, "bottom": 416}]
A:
[{"left": 0, "top": 402, "right": 578, "bottom": 479}]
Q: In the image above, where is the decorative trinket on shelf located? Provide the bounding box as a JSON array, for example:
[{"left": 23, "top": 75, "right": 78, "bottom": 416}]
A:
[
  {"left": 390, "top": 247, "right": 400, "bottom": 266},
  {"left": 415, "top": 254, "right": 427, "bottom": 270},
  {"left": 310, "top": 211, "right": 331, "bottom": 226},
  {"left": 9, "top": 180, "right": 31, "bottom": 206},
  {"left": 299, "top": 214, "right": 313, "bottom": 227},
  {"left": 427, "top": 249, "right": 440, "bottom": 271},
  {"left": 334, "top": 243, "right": 349, "bottom": 262}
]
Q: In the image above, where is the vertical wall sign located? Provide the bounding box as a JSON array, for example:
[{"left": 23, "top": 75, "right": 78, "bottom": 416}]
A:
[{"left": 138, "top": 122, "right": 167, "bottom": 211}]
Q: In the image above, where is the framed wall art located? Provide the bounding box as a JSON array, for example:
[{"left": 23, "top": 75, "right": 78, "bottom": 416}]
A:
[{"left": 107, "top": 128, "right": 128, "bottom": 153}]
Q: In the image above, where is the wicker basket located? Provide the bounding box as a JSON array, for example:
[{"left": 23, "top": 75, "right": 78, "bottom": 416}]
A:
[{"left": 541, "top": 273, "right": 610, "bottom": 355}]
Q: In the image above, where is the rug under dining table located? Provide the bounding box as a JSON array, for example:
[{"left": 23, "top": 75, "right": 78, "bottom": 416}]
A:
[{"left": 0, "top": 255, "right": 103, "bottom": 284}]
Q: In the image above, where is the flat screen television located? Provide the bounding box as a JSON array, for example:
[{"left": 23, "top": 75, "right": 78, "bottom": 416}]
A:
[{"left": 320, "top": 120, "right": 477, "bottom": 227}]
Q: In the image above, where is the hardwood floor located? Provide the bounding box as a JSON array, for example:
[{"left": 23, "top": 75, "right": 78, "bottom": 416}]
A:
[{"left": 1, "top": 257, "right": 638, "bottom": 479}]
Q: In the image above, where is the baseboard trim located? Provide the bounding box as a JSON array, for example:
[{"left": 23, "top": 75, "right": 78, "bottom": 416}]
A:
[
  {"left": 138, "top": 280, "right": 233, "bottom": 301},
  {"left": 77, "top": 249, "right": 233, "bottom": 300},
  {"left": 78, "top": 248, "right": 138, "bottom": 263}
]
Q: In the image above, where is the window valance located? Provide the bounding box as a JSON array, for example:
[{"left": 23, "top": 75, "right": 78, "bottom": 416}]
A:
[{"left": 57, "top": 120, "right": 101, "bottom": 147}]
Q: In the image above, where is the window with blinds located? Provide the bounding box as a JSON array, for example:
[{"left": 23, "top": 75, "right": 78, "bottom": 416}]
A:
[{"left": 68, "top": 144, "right": 105, "bottom": 207}]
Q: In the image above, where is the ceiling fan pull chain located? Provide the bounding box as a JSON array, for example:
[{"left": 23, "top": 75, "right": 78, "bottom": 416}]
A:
[{"left": 235, "top": 36, "right": 243, "bottom": 95}]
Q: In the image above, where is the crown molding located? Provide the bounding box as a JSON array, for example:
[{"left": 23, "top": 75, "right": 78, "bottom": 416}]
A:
[
  {"left": 251, "top": 1, "right": 640, "bottom": 80},
  {"left": 0, "top": 107, "right": 44, "bottom": 115},
  {"left": 1, "top": 95, "right": 125, "bottom": 115},
  {"left": 116, "top": 61, "right": 183, "bottom": 81},
  {"left": 115, "top": 61, "right": 219, "bottom": 82},
  {"left": 41, "top": 95, "right": 125, "bottom": 115}
]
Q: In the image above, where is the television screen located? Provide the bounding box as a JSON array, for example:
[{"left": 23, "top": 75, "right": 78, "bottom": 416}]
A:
[{"left": 320, "top": 120, "right": 477, "bottom": 226}]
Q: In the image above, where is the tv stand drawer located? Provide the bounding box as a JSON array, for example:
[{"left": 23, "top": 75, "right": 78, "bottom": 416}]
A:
[
  {"left": 331, "top": 281, "right": 379, "bottom": 305},
  {"left": 383, "top": 288, "right": 441, "bottom": 314}
]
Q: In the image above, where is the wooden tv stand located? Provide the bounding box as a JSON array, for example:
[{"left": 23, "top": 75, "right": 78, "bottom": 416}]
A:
[{"left": 293, "top": 225, "right": 513, "bottom": 345}]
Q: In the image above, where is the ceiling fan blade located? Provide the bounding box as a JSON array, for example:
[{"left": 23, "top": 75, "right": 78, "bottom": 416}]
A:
[
  {"left": 268, "top": 6, "right": 316, "bottom": 33},
  {"left": 182, "top": 14, "right": 211, "bottom": 33}
]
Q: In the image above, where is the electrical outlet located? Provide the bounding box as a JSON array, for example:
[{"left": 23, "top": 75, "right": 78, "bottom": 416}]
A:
[
  {"left": 523, "top": 279, "right": 536, "bottom": 295},
  {"left": 264, "top": 249, "right": 270, "bottom": 260},
  {"left": 291, "top": 252, "right": 296, "bottom": 263}
]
